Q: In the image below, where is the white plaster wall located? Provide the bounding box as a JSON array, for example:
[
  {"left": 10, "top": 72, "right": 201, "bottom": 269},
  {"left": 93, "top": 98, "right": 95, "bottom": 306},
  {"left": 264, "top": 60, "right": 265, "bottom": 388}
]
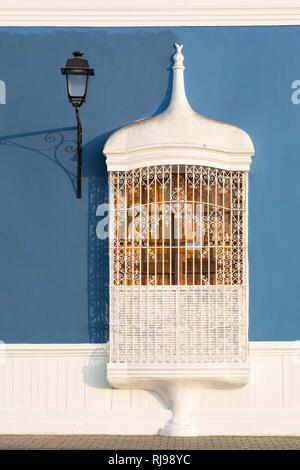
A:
[{"left": 0, "top": 342, "right": 299, "bottom": 435}]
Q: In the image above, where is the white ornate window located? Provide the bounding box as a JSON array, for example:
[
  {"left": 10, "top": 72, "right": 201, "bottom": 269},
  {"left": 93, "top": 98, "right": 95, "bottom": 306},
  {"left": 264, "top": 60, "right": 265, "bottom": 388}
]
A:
[
  {"left": 104, "top": 43, "right": 254, "bottom": 436},
  {"left": 110, "top": 166, "right": 247, "bottom": 364}
]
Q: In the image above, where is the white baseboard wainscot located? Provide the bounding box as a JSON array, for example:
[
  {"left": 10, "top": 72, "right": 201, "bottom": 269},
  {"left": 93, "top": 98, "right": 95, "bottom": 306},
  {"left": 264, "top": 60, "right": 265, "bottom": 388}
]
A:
[{"left": 0, "top": 342, "right": 300, "bottom": 435}]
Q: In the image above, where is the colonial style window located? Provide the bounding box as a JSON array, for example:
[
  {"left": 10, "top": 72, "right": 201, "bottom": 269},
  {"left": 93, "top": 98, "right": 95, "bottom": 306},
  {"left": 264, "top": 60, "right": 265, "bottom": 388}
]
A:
[
  {"left": 110, "top": 166, "right": 247, "bottom": 364},
  {"left": 104, "top": 44, "right": 254, "bottom": 436}
]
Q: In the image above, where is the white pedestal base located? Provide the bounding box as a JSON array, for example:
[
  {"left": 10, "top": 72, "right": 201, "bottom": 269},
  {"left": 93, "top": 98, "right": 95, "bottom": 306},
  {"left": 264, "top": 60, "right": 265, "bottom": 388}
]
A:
[
  {"left": 159, "top": 420, "right": 200, "bottom": 437},
  {"left": 107, "top": 363, "right": 250, "bottom": 437}
]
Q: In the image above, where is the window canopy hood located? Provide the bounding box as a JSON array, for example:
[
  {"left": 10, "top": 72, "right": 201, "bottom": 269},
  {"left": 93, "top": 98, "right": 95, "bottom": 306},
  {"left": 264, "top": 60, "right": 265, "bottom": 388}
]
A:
[{"left": 104, "top": 43, "right": 255, "bottom": 172}]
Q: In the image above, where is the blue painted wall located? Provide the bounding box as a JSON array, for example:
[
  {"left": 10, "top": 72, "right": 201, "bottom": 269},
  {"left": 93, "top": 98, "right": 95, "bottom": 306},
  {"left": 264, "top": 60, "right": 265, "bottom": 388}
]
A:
[{"left": 0, "top": 26, "right": 299, "bottom": 343}]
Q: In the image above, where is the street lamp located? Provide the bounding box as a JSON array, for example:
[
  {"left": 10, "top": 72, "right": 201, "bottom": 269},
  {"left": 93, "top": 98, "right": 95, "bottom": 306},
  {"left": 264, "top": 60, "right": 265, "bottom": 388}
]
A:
[{"left": 61, "top": 51, "right": 95, "bottom": 198}]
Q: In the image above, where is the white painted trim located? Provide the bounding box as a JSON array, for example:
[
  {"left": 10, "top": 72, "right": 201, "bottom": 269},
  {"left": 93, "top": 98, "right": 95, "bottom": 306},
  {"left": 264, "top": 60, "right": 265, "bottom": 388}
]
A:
[
  {"left": 250, "top": 341, "right": 300, "bottom": 356},
  {"left": 1, "top": 340, "right": 297, "bottom": 355},
  {"left": 0, "top": 343, "right": 108, "bottom": 357},
  {"left": 108, "top": 362, "right": 250, "bottom": 373},
  {"left": 1, "top": 341, "right": 297, "bottom": 355},
  {"left": 105, "top": 148, "right": 254, "bottom": 172},
  {"left": 1, "top": 1, "right": 300, "bottom": 26}
]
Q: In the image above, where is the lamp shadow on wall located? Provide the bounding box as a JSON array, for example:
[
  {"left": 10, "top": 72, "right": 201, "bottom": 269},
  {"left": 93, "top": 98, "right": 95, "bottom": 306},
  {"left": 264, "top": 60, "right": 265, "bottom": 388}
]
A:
[
  {"left": 0, "top": 126, "right": 112, "bottom": 345},
  {"left": 0, "top": 127, "right": 79, "bottom": 195}
]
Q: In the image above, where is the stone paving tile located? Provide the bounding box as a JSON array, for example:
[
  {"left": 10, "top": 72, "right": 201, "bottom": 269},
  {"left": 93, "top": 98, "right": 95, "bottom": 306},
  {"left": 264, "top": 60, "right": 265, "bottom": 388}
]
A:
[
  {"left": 0, "top": 436, "right": 55, "bottom": 450},
  {"left": 0, "top": 435, "right": 300, "bottom": 450}
]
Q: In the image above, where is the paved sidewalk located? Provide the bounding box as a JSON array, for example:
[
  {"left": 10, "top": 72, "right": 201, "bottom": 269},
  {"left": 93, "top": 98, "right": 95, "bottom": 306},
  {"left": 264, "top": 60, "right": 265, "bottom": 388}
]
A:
[{"left": 0, "top": 435, "right": 299, "bottom": 450}]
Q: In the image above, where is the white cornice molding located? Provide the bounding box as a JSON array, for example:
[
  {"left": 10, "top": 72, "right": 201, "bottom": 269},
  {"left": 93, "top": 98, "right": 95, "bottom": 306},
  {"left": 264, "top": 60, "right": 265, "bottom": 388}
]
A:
[
  {"left": 105, "top": 148, "right": 254, "bottom": 172},
  {"left": 1, "top": 1, "right": 300, "bottom": 26},
  {"left": 249, "top": 341, "right": 300, "bottom": 356},
  {"left": 1, "top": 343, "right": 109, "bottom": 357},
  {"left": 0, "top": 341, "right": 298, "bottom": 357},
  {"left": 108, "top": 363, "right": 251, "bottom": 377}
]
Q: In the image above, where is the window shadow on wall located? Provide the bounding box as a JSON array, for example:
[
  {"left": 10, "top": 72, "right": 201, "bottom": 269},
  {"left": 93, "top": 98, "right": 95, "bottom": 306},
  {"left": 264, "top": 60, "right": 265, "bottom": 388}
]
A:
[
  {"left": 83, "top": 60, "right": 175, "bottom": 344},
  {"left": 82, "top": 131, "right": 114, "bottom": 344},
  {"left": 81, "top": 348, "right": 111, "bottom": 389},
  {"left": 82, "top": 50, "right": 176, "bottom": 343},
  {"left": 81, "top": 347, "right": 167, "bottom": 411},
  {"left": 152, "top": 52, "right": 174, "bottom": 116}
]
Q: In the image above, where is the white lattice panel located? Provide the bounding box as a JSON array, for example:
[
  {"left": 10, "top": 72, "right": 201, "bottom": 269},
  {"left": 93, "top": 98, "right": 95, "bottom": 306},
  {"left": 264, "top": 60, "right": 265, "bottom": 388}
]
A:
[{"left": 110, "top": 285, "right": 247, "bottom": 364}]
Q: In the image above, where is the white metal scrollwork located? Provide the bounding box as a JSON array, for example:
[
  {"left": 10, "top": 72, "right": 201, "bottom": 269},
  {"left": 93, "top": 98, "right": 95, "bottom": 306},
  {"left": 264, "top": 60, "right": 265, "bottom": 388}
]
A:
[{"left": 109, "top": 165, "right": 248, "bottom": 364}]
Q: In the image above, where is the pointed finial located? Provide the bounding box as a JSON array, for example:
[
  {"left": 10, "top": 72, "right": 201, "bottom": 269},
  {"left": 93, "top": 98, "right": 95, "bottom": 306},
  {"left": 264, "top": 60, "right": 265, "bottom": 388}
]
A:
[{"left": 173, "top": 43, "right": 184, "bottom": 70}]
